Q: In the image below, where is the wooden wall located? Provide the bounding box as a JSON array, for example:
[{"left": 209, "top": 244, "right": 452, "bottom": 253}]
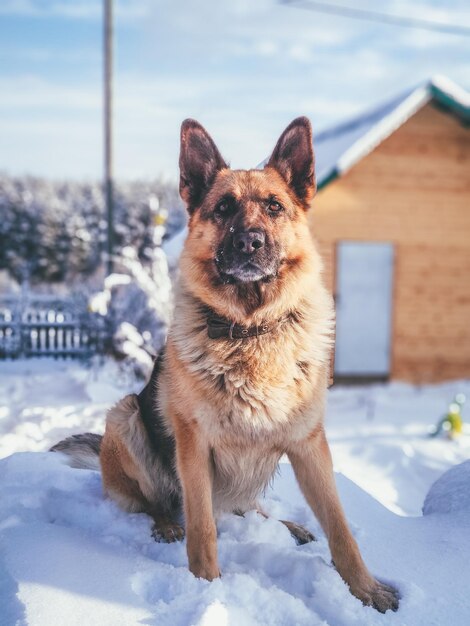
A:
[{"left": 310, "top": 103, "right": 470, "bottom": 383}]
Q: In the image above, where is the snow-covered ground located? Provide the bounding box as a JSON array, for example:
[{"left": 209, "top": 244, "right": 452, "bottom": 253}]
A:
[{"left": 1, "top": 359, "right": 470, "bottom": 625}]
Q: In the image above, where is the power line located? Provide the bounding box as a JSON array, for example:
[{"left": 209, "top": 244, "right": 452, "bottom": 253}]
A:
[{"left": 281, "top": 0, "right": 470, "bottom": 37}]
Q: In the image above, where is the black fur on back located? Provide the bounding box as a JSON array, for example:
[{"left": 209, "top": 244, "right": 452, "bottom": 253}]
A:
[{"left": 137, "top": 348, "right": 177, "bottom": 472}]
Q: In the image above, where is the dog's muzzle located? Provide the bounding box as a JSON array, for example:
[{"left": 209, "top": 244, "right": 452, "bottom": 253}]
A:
[{"left": 216, "top": 228, "right": 279, "bottom": 283}]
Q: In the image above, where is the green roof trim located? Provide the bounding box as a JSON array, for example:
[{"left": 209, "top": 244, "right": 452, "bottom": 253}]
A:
[
  {"left": 430, "top": 84, "right": 470, "bottom": 124},
  {"left": 317, "top": 168, "right": 339, "bottom": 192},
  {"left": 316, "top": 77, "right": 470, "bottom": 192}
]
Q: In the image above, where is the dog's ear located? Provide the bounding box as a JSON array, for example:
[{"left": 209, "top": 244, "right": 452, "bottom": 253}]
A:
[
  {"left": 179, "top": 119, "right": 228, "bottom": 212},
  {"left": 266, "top": 117, "right": 316, "bottom": 208}
]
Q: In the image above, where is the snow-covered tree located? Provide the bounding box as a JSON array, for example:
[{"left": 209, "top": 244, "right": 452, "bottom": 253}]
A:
[{"left": 0, "top": 174, "right": 185, "bottom": 285}]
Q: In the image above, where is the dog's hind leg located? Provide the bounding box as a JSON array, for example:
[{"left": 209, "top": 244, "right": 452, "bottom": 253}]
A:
[
  {"left": 150, "top": 502, "right": 185, "bottom": 543},
  {"left": 100, "top": 425, "right": 184, "bottom": 542},
  {"left": 101, "top": 395, "right": 184, "bottom": 543}
]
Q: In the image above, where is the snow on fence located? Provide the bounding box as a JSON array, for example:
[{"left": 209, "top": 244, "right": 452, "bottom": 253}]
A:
[{"left": 0, "top": 294, "right": 107, "bottom": 359}]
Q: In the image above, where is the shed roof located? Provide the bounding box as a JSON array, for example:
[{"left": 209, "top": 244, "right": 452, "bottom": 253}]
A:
[{"left": 314, "top": 76, "right": 470, "bottom": 190}]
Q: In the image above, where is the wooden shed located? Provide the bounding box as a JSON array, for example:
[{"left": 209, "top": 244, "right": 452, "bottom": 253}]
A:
[{"left": 310, "top": 76, "right": 470, "bottom": 384}]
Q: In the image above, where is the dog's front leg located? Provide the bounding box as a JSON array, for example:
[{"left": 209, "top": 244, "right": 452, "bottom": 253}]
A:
[
  {"left": 173, "top": 413, "right": 220, "bottom": 581},
  {"left": 288, "top": 426, "right": 399, "bottom": 613}
]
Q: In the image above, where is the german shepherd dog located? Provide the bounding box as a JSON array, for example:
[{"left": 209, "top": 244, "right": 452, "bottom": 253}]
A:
[{"left": 52, "top": 117, "right": 399, "bottom": 612}]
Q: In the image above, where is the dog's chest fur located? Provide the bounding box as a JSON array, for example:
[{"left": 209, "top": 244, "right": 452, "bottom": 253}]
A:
[
  {"left": 162, "top": 285, "right": 333, "bottom": 513},
  {"left": 167, "top": 293, "right": 332, "bottom": 446},
  {"left": 190, "top": 334, "right": 313, "bottom": 440}
]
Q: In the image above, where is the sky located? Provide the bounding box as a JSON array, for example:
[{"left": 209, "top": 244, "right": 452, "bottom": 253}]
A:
[{"left": 0, "top": 0, "right": 469, "bottom": 182}]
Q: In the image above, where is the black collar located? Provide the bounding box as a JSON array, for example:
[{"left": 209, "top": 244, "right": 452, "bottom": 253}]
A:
[{"left": 206, "top": 311, "right": 291, "bottom": 340}]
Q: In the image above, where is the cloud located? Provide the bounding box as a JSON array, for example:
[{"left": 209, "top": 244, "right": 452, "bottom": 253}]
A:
[
  {"left": 0, "top": 69, "right": 360, "bottom": 180},
  {"left": 0, "top": 0, "right": 469, "bottom": 179},
  {"left": 389, "top": 0, "right": 470, "bottom": 25},
  {"left": 0, "top": 0, "right": 150, "bottom": 20},
  {"left": 0, "top": 76, "right": 100, "bottom": 111},
  {"left": 0, "top": 45, "right": 100, "bottom": 64}
]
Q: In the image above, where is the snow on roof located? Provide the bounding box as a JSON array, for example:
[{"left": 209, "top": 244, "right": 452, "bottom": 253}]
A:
[{"left": 314, "top": 75, "right": 470, "bottom": 189}]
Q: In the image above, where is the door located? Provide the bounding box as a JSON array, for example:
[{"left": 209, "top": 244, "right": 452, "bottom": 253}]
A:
[{"left": 334, "top": 242, "right": 394, "bottom": 377}]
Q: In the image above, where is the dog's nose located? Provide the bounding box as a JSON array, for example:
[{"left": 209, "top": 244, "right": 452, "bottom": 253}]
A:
[{"left": 232, "top": 229, "right": 265, "bottom": 254}]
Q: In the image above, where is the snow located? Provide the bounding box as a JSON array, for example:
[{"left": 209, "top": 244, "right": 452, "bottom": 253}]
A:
[
  {"left": 431, "top": 74, "right": 470, "bottom": 108},
  {"left": 0, "top": 359, "right": 141, "bottom": 459},
  {"left": 1, "top": 359, "right": 470, "bottom": 625},
  {"left": 326, "top": 381, "right": 470, "bottom": 516},
  {"left": 313, "top": 86, "right": 418, "bottom": 185},
  {"left": 423, "top": 460, "right": 470, "bottom": 516},
  {"left": 163, "top": 227, "right": 187, "bottom": 269},
  {"left": 87, "top": 246, "right": 173, "bottom": 377},
  {"left": 312, "top": 76, "right": 470, "bottom": 187},
  {"left": 0, "top": 174, "right": 185, "bottom": 285}
]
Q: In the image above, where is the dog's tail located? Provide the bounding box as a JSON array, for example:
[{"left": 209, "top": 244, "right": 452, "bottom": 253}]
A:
[{"left": 50, "top": 432, "right": 103, "bottom": 470}]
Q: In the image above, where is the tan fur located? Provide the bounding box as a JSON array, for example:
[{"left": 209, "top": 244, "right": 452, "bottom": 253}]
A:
[
  {"left": 287, "top": 427, "right": 398, "bottom": 613},
  {"left": 101, "top": 395, "right": 182, "bottom": 537},
  {"left": 98, "top": 119, "right": 399, "bottom": 613},
  {"left": 101, "top": 395, "right": 152, "bottom": 512},
  {"left": 172, "top": 410, "right": 219, "bottom": 580}
]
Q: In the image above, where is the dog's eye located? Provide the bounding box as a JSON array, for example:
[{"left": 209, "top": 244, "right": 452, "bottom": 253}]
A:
[
  {"left": 268, "top": 200, "right": 283, "bottom": 213},
  {"left": 215, "top": 201, "right": 231, "bottom": 217}
]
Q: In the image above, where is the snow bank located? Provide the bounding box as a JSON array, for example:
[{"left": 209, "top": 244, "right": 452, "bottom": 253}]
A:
[
  {"left": 423, "top": 460, "right": 470, "bottom": 516},
  {"left": 0, "top": 358, "right": 140, "bottom": 458},
  {"left": 326, "top": 380, "right": 470, "bottom": 515},
  {"left": 2, "top": 361, "right": 470, "bottom": 517},
  {"left": 1, "top": 360, "right": 470, "bottom": 624},
  {"left": 1, "top": 451, "right": 470, "bottom": 625}
]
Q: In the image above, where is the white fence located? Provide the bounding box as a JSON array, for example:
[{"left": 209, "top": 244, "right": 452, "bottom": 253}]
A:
[{"left": 0, "top": 294, "right": 106, "bottom": 359}]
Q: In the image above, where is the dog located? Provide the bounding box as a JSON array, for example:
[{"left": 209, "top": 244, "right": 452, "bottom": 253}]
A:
[{"left": 51, "top": 117, "right": 399, "bottom": 613}]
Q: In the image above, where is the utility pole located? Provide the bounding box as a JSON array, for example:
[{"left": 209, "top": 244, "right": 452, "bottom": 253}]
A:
[{"left": 104, "top": 0, "right": 114, "bottom": 275}]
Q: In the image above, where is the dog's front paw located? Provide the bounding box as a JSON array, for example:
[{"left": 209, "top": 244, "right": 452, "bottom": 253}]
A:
[
  {"left": 152, "top": 522, "right": 185, "bottom": 543},
  {"left": 189, "top": 560, "right": 221, "bottom": 582},
  {"left": 351, "top": 578, "right": 400, "bottom": 613}
]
